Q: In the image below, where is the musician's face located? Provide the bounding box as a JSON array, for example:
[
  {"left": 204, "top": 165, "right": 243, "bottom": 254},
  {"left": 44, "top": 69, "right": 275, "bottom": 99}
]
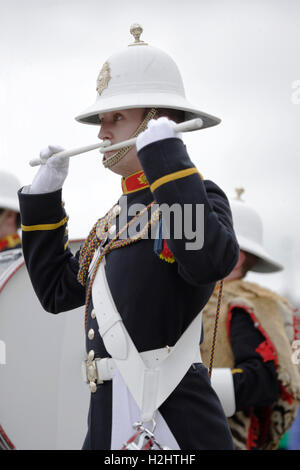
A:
[{"left": 98, "top": 108, "right": 145, "bottom": 176}]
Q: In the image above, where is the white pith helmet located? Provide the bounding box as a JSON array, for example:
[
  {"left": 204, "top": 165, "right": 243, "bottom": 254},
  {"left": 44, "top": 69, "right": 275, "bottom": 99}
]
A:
[
  {"left": 230, "top": 188, "right": 283, "bottom": 273},
  {"left": 75, "top": 24, "right": 221, "bottom": 129},
  {"left": 0, "top": 171, "right": 21, "bottom": 213}
]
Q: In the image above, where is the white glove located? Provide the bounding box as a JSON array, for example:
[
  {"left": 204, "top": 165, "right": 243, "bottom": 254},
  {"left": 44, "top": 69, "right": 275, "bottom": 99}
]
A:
[
  {"left": 136, "top": 117, "right": 182, "bottom": 152},
  {"left": 29, "top": 144, "right": 69, "bottom": 194}
]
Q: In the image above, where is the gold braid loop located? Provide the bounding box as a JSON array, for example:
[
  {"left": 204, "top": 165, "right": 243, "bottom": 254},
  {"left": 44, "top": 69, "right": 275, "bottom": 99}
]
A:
[
  {"left": 84, "top": 201, "right": 159, "bottom": 329},
  {"left": 77, "top": 205, "right": 119, "bottom": 287}
]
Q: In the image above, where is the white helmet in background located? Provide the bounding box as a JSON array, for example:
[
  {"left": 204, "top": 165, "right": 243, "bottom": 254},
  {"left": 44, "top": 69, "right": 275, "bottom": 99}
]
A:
[
  {"left": 230, "top": 188, "right": 283, "bottom": 273},
  {"left": 75, "top": 24, "right": 221, "bottom": 129},
  {"left": 0, "top": 171, "right": 21, "bottom": 213}
]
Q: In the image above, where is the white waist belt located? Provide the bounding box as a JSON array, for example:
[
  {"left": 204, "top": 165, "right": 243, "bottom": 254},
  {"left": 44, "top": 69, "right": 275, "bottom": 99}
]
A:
[{"left": 82, "top": 346, "right": 202, "bottom": 384}]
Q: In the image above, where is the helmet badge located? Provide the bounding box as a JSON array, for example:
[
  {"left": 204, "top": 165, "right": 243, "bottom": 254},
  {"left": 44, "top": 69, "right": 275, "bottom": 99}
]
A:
[{"left": 96, "top": 62, "right": 111, "bottom": 95}]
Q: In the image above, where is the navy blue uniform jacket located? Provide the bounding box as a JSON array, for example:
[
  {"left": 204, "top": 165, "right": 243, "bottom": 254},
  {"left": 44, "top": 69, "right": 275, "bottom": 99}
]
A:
[{"left": 18, "top": 138, "right": 239, "bottom": 450}]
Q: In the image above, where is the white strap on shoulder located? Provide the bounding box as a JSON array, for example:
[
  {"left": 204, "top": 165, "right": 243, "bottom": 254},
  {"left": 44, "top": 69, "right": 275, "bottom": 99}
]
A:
[{"left": 92, "top": 257, "right": 202, "bottom": 422}]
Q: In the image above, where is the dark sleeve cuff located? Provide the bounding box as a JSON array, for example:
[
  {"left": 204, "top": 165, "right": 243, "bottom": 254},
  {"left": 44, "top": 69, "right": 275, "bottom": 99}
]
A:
[
  {"left": 138, "top": 138, "right": 239, "bottom": 284},
  {"left": 138, "top": 138, "right": 197, "bottom": 190},
  {"left": 18, "top": 188, "right": 67, "bottom": 227}
]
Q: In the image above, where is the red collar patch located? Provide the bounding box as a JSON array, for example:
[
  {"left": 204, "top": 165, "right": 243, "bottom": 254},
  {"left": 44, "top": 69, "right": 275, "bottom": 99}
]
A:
[{"left": 121, "top": 171, "right": 149, "bottom": 194}]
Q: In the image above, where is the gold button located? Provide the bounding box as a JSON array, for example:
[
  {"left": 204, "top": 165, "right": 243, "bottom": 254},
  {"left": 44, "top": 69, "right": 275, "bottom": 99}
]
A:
[
  {"left": 91, "top": 309, "right": 96, "bottom": 319},
  {"left": 88, "top": 350, "right": 95, "bottom": 361},
  {"left": 88, "top": 329, "right": 95, "bottom": 340}
]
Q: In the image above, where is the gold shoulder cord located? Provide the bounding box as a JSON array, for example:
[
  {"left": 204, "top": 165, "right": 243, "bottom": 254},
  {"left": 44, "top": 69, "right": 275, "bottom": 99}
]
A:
[
  {"left": 84, "top": 201, "right": 159, "bottom": 329},
  {"left": 208, "top": 279, "right": 224, "bottom": 378}
]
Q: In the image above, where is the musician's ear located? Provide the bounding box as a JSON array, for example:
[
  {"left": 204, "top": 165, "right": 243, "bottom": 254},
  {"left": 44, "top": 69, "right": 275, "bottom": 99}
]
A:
[
  {"left": 156, "top": 108, "right": 185, "bottom": 123},
  {"left": 143, "top": 108, "right": 185, "bottom": 123}
]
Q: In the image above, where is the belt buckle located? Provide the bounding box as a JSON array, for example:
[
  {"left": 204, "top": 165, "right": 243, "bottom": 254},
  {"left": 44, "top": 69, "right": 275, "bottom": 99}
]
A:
[{"left": 85, "top": 358, "right": 103, "bottom": 393}]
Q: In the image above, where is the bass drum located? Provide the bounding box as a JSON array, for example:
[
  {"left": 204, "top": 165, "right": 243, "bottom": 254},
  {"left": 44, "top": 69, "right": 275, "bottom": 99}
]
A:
[{"left": 0, "top": 240, "right": 89, "bottom": 450}]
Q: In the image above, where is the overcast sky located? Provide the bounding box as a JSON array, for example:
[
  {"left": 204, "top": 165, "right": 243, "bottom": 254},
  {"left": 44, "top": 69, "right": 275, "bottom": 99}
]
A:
[{"left": 1, "top": 0, "right": 299, "bottom": 302}]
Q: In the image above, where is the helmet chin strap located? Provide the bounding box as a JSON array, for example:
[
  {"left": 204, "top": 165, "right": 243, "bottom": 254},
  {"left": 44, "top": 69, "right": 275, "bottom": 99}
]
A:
[{"left": 102, "top": 108, "right": 157, "bottom": 169}]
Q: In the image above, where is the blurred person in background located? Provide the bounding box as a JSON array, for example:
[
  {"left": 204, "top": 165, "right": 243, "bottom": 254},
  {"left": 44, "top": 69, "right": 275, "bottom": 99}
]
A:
[
  {"left": 201, "top": 187, "right": 300, "bottom": 450},
  {"left": 0, "top": 170, "right": 22, "bottom": 277}
]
